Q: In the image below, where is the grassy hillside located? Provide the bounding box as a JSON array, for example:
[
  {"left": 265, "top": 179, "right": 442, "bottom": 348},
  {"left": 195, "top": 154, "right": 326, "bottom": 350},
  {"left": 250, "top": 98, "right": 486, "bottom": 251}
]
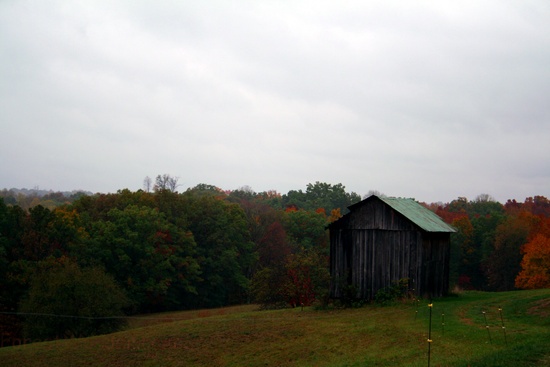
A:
[{"left": 1, "top": 290, "right": 549, "bottom": 366}]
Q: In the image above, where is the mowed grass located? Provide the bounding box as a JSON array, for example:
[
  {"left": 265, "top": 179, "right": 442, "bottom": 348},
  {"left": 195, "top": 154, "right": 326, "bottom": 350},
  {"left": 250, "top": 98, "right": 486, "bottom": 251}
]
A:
[{"left": 1, "top": 290, "right": 549, "bottom": 367}]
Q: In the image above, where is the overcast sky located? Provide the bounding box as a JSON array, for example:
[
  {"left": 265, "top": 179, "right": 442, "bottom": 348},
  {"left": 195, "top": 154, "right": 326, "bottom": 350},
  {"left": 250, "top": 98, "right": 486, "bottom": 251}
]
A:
[{"left": 1, "top": 1, "right": 549, "bottom": 203}]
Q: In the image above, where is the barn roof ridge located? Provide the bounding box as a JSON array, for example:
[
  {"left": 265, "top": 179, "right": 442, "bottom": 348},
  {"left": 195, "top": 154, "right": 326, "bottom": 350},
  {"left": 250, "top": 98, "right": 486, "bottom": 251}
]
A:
[{"left": 347, "top": 194, "right": 456, "bottom": 233}]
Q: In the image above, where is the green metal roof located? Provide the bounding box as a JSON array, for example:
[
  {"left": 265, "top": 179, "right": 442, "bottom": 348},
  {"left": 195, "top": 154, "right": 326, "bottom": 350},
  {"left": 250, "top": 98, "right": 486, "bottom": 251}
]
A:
[{"left": 378, "top": 196, "right": 456, "bottom": 233}]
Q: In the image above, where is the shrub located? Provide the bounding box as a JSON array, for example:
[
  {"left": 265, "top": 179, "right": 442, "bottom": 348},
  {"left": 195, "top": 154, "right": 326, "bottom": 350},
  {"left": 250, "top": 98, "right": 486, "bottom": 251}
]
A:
[
  {"left": 20, "top": 258, "right": 129, "bottom": 340},
  {"left": 250, "top": 267, "right": 289, "bottom": 309},
  {"left": 374, "top": 278, "right": 410, "bottom": 306}
]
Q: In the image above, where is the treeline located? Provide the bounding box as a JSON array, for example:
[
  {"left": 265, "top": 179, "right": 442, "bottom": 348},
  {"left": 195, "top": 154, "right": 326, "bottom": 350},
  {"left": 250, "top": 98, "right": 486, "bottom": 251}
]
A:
[
  {"left": 1, "top": 181, "right": 549, "bottom": 343},
  {"left": 430, "top": 195, "right": 550, "bottom": 291},
  {"left": 0, "top": 181, "right": 360, "bottom": 341},
  {"left": 0, "top": 188, "right": 91, "bottom": 210}
]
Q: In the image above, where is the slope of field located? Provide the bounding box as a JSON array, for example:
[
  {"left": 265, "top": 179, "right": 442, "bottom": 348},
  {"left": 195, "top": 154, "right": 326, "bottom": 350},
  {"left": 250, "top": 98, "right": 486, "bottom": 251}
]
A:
[{"left": 1, "top": 290, "right": 549, "bottom": 367}]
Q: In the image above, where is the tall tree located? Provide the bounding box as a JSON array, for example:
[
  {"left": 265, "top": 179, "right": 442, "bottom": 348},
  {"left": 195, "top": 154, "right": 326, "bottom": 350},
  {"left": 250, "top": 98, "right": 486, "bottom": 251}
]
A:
[
  {"left": 285, "top": 247, "right": 330, "bottom": 307},
  {"left": 257, "top": 221, "right": 290, "bottom": 268},
  {"left": 0, "top": 200, "right": 27, "bottom": 340},
  {"left": 284, "top": 209, "right": 329, "bottom": 251},
  {"left": 281, "top": 182, "right": 361, "bottom": 214},
  {"left": 515, "top": 215, "right": 550, "bottom": 289},
  {"left": 485, "top": 212, "right": 539, "bottom": 291},
  {"left": 154, "top": 174, "right": 180, "bottom": 192},
  {"left": 183, "top": 194, "right": 255, "bottom": 307},
  {"left": 515, "top": 234, "right": 550, "bottom": 289},
  {"left": 20, "top": 257, "right": 129, "bottom": 340},
  {"left": 84, "top": 205, "right": 200, "bottom": 312},
  {"left": 143, "top": 176, "right": 152, "bottom": 192},
  {"left": 451, "top": 216, "right": 475, "bottom": 289}
]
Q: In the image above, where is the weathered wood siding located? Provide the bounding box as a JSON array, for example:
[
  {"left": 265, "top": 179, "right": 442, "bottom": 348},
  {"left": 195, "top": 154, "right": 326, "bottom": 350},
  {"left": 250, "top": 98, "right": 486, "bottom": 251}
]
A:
[
  {"left": 349, "top": 199, "right": 417, "bottom": 230},
  {"left": 349, "top": 229, "right": 416, "bottom": 299},
  {"left": 329, "top": 196, "right": 451, "bottom": 300},
  {"left": 329, "top": 227, "right": 349, "bottom": 298},
  {"left": 417, "top": 232, "right": 451, "bottom": 298}
]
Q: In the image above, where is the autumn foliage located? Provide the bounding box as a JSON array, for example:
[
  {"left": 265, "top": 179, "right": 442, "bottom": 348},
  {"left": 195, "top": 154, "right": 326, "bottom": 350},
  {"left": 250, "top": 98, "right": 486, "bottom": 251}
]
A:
[
  {"left": 434, "top": 195, "right": 550, "bottom": 292},
  {"left": 2, "top": 182, "right": 550, "bottom": 344},
  {"left": 515, "top": 216, "right": 550, "bottom": 289}
]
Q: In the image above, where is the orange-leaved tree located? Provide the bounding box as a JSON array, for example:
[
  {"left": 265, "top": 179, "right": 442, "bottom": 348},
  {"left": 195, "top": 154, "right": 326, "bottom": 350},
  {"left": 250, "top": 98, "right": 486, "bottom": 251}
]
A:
[
  {"left": 485, "top": 211, "right": 539, "bottom": 291},
  {"left": 515, "top": 216, "right": 550, "bottom": 289}
]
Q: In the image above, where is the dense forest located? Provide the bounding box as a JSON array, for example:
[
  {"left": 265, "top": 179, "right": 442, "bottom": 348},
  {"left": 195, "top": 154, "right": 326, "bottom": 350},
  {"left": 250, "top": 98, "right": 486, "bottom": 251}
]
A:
[{"left": 1, "top": 177, "right": 549, "bottom": 343}]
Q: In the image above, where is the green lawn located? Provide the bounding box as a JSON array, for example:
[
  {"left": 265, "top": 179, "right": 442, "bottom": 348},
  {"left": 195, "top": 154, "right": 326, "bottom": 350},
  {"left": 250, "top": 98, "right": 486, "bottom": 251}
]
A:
[{"left": 1, "top": 290, "right": 549, "bottom": 366}]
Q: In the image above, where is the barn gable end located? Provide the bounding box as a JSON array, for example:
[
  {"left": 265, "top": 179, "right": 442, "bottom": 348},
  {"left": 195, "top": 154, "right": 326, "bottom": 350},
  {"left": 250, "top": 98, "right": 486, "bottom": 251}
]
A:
[{"left": 329, "top": 195, "right": 455, "bottom": 301}]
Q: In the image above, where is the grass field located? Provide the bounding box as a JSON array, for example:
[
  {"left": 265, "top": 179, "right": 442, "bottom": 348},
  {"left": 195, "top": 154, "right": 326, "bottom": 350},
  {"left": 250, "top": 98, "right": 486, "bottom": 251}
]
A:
[{"left": 1, "top": 289, "right": 549, "bottom": 366}]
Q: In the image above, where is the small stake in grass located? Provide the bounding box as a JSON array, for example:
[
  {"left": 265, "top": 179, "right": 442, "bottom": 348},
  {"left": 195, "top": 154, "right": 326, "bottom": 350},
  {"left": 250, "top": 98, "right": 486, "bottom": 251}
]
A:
[
  {"left": 414, "top": 297, "right": 419, "bottom": 321},
  {"left": 482, "top": 311, "right": 492, "bottom": 344},
  {"left": 498, "top": 307, "right": 508, "bottom": 346},
  {"left": 427, "top": 303, "right": 433, "bottom": 367},
  {"left": 441, "top": 312, "right": 445, "bottom": 337}
]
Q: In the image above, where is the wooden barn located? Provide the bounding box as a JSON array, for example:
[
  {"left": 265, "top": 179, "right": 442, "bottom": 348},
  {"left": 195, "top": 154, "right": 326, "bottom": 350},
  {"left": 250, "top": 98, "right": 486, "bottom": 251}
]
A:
[{"left": 329, "top": 195, "right": 456, "bottom": 300}]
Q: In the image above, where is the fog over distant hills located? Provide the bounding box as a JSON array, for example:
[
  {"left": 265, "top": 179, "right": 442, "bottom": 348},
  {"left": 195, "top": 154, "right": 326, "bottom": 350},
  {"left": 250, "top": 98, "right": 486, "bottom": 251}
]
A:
[{"left": 1, "top": 187, "right": 93, "bottom": 198}]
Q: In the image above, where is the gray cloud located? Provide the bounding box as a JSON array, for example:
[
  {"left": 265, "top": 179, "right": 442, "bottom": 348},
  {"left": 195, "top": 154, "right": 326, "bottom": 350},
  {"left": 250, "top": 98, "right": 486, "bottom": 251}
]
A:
[{"left": 1, "top": 1, "right": 549, "bottom": 203}]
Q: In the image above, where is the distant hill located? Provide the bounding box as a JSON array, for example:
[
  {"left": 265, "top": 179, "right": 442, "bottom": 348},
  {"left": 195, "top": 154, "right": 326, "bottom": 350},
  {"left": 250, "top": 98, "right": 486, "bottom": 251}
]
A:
[
  {"left": 0, "top": 187, "right": 93, "bottom": 209},
  {"left": 1, "top": 187, "right": 93, "bottom": 198}
]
